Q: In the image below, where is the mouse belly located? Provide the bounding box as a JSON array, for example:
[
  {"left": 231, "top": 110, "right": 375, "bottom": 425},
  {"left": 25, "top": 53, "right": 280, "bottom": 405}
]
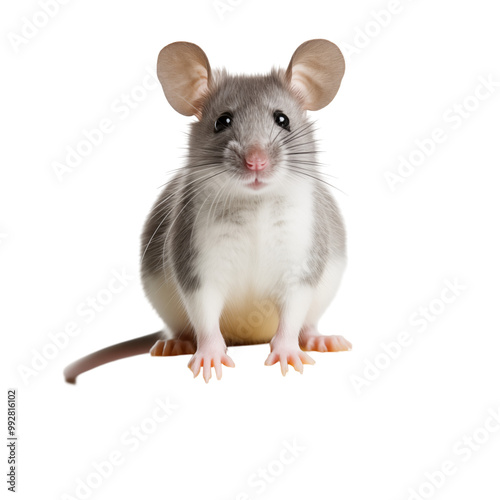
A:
[
  {"left": 220, "top": 297, "right": 279, "bottom": 345},
  {"left": 142, "top": 273, "right": 279, "bottom": 345}
]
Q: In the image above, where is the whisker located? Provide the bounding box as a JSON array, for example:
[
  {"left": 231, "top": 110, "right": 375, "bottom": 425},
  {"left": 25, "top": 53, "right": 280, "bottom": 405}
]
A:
[
  {"left": 286, "top": 158, "right": 327, "bottom": 167},
  {"left": 281, "top": 126, "right": 318, "bottom": 147},
  {"left": 270, "top": 124, "right": 287, "bottom": 146},
  {"left": 141, "top": 168, "right": 228, "bottom": 267},
  {"left": 156, "top": 163, "right": 224, "bottom": 189},
  {"left": 280, "top": 121, "right": 317, "bottom": 146},
  {"left": 161, "top": 169, "right": 229, "bottom": 283},
  {"left": 285, "top": 139, "right": 320, "bottom": 150},
  {"left": 285, "top": 150, "right": 325, "bottom": 156},
  {"left": 285, "top": 163, "right": 339, "bottom": 180},
  {"left": 286, "top": 166, "right": 346, "bottom": 195}
]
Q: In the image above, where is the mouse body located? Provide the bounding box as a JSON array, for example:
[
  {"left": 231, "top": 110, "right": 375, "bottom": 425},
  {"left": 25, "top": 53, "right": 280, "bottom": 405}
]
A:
[
  {"left": 64, "top": 39, "right": 351, "bottom": 384},
  {"left": 142, "top": 151, "right": 345, "bottom": 347}
]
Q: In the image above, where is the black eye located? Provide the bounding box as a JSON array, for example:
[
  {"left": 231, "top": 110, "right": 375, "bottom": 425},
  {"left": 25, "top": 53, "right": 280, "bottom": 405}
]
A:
[
  {"left": 274, "top": 111, "right": 290, "bottom": 131},
  {"left": 214, "top": 112, "right": 233, "bottom": 133}
]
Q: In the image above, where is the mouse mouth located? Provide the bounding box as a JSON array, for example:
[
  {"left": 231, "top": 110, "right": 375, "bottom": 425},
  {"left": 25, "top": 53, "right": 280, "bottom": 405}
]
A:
[{"left": 246, "top": 177, "right": 266, "bottom": 190}]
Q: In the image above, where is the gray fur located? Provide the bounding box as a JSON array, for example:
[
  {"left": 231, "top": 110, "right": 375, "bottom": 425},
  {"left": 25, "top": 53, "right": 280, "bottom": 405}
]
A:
[
  {"left": 303, "top": 184, "right": 346, "bottom": 285},
  {"left": 141, "top": 68, "right": 345, "bottom": 293},
  {"left": 140, "top": 176, "right": 180, "bottom": 276},
  {"left": 168, "top": 179, "right": 202, "bottom": 292}
]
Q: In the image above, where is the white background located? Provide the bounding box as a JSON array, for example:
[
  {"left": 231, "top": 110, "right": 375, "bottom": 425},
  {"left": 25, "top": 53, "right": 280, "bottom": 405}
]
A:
[{"left": 2, "top": 0, "right": 500, "bottom": 499}]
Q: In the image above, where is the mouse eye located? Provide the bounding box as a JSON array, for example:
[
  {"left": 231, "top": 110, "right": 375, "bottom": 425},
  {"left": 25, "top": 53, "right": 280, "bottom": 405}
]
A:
[
  {"left": 214, "top": 112, "right": 233, "bottom": 133},
  {"left": 274, "top": 111, "right": 290, "bottom": 131}
]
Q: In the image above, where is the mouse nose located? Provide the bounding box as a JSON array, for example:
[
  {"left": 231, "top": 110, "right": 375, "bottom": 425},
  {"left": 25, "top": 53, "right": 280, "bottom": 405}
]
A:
[{"left": 245, "top": 148, "right": 268, "bottom": 171}]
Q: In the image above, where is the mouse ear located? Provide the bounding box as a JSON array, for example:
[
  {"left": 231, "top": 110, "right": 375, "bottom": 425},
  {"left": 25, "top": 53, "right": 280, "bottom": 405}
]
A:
[
  {"left": 285, "top": 39, "right": 345, "bottom": 111},
  {"left": 157, "top": 42, "right": 211, "bottom": 118}
]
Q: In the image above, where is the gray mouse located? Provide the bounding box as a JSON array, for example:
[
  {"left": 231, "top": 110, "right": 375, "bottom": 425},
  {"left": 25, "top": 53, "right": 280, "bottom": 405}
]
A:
[{"left": 64, "top": 39, "right": 351, "bottom": 384}]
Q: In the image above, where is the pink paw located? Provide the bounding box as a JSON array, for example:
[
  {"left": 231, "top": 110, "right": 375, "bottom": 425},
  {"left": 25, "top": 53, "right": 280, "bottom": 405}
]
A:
[
  {"left": 300, "top": 334, "right": 352, "bottom": 352},
  {"left": 150, "top": 339, "right": 196, "bottom": 357},
  {"left": 265, "top": 342, "right": 315, "bottom": 376},
  {"left": 188, "top": 346, "right": 235, "bottom": 383}
]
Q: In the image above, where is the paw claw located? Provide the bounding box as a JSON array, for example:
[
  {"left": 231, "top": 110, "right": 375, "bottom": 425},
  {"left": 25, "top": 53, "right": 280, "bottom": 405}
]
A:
[
  {"left": 188, "top": 348, "right": 234, "bottom": 383},
  {"left": 203, "top": 362, "right": 212, "bottom": 383},
  {"left": 222, "top": 354, "right": 236, "bottom": 368},
  {"left": 280, "top": 355, "right": 289, "bottom": 376},
  {"left": 188, "top": 356, "right": 202, "bottom": 378},
  {"left": 266, "top": 342, "right": 315, "bottom": 375},
  {"left": 151, "top": 339, "right": 196, "bottom": 357},
  {"left": 264, "top": 353, "right": 276, "bottom": 366},
  {"left": 150, "top": 340, "right": 163, "bottom": 356},
  {"left": 214, "top": 359, "right": 223, "bottom": 380},
  {"left": 300, "top": 333, "right": 352, "bottom": 353},
  {"left": 291, "top": 356, "right": 303, "bottom": 374}
]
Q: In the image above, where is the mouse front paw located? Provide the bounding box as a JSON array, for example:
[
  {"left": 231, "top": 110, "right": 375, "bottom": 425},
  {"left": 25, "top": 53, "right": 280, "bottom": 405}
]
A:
[
  {"left": 264, "top": 340, "right": 315, "bottom": 376},
  {"left": 188, "top": 343, "right": 235, "bottom": 383}
]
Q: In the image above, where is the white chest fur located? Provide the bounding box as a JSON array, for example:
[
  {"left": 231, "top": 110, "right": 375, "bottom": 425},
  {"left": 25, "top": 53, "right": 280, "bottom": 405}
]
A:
[{"left": 192, "top": 182, "right": 315, "bottom": 301}]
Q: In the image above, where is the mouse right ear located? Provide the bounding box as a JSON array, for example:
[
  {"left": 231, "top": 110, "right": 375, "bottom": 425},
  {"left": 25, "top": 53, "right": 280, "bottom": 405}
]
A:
[
  {"left": 285, "top": 39, "right": 345, "bottom": 111},
  {"left": 157, "top": 42, "right": 211, "bottom": 118}
]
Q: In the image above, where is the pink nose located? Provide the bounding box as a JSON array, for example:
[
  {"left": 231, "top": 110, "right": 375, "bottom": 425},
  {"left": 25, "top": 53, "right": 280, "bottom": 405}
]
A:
[{"left": 245, "top": 149, "right": 268, "bottom": 171}]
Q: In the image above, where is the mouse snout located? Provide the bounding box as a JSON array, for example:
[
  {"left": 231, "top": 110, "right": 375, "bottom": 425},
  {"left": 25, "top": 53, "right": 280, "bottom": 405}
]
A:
[{"left": 245, "top": 147, "right": 268, "bottom": 171}]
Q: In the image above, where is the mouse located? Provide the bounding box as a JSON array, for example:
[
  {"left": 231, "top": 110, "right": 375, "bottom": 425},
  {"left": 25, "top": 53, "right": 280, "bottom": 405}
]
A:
[{"left": 64, "top": 38, "right": 351, "bottom": 384}]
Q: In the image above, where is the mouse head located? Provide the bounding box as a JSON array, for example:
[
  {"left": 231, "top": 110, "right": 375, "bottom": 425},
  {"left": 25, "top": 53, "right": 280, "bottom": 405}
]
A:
[{"left": 157, "top": 40, "right": 344, "bottom": 195}]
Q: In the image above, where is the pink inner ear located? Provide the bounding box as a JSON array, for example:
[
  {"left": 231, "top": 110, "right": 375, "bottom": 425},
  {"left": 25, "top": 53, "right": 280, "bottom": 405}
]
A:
[
  {"left": 289, "top": 63, "right": 316, "bottom": 110},
  {"left": 190, "top": 65, "right": 209, "bottom": 119}
]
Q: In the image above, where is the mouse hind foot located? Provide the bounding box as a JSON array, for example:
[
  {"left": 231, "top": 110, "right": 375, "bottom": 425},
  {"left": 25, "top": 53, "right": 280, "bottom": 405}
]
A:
[
  {"left": 150, "top": 338, "right": 196, "bottom": 357},
  {"left": 299, "top": 327, "right": 352, "bottom": 353}
]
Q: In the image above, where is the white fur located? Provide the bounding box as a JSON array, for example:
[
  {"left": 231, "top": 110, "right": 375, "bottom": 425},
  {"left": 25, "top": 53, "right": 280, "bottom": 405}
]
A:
[{"left": 143, "top": 175, "right": 345, "bottom": 345}]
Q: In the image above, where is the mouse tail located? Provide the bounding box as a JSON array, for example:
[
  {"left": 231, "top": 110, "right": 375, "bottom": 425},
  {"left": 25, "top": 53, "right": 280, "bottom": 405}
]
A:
[{"left": 64, "top": 331, "right": 162, "bottom": 384}]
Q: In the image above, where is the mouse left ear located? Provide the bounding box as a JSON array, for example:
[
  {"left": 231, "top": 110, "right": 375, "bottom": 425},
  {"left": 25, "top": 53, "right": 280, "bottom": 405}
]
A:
[
  {"left": 157, "top": 41, "right": 211, "bottom": 118},
  {"left": 285, "top": 39, "right": 345, "bottom": 111}
]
